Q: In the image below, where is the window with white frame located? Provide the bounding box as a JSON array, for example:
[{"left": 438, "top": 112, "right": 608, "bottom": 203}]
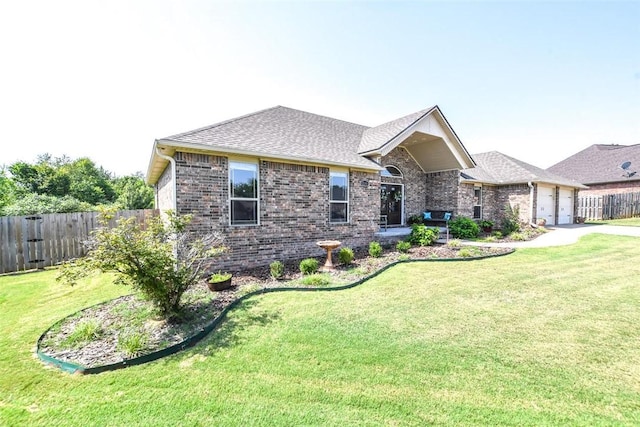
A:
[
  {"left": 229, "top": 161, "right": 258, "bottom": 225},
  {"left": 473, "top": 185, "right": 482, "bottom": 219},
  {"left": 329, "top": 171, "right": 348, "bottom": 223}
]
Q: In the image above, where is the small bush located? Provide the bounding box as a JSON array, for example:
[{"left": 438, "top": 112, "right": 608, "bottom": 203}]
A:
[
  {"left": 209, "top": 271, "right": 232, "bottom": 283},
  {"left": 449, "top": 217, "right": 480, "bottom": 239},
  {"left": 491, "top": 230, "right": 503, "bottom": 239},
  {"left": 407, "top": 214, "right": 423, "bottom": 225},
  {"left": 396, "top": 240, "right": 411, "bottom": 253},
  {"left": 509, "top": 232, "right": 527, "bottom": 241},
  {"left": 270, "top": 261, "right": 285, "bottom": 279},
  {"left": 117, "top": 329, "right": 149, "bottom": 357},
  {"left": 62, "top": 319, "right": 102, "bottom": 348},
  {"left": 368, "top": 241, "right": 383, "bottom": 257},
  {"left": 408, "top": 224, "right": 439, "bottom": 246},
  {"left": 501, "top": 204, "right": 521, "bottom": 235},
  {"left": 458, "top": 247, "right": 481, "bottom": 258},
  {"left": 446, "top": 239, "right": 462, "bottom": 248},
  {"left": 300, "top": 273, "right": 331, "bottom": 287},
  {"left": 299, "top": 258, "right": 319, "bottom": 275},
  {"left": 338, "top": 247, "right": 354, "bottom": 265}
]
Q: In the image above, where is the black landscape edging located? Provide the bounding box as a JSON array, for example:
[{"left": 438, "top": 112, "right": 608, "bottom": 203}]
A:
[{"left": 37, "top": 248, "right": 515, "bottom": 374}]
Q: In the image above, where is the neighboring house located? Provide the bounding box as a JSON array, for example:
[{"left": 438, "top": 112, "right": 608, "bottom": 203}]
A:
[
  {"left": 547, "top": 144, "right": 640, "bottom": 197},
  {"left": 145, "top": 105, "right": 580, "bottom": 270},
  {"left": 461, "top": 152, "right": 586, "bottom": 226}
]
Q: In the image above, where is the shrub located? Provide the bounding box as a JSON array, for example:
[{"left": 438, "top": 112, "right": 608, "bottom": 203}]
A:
[
  {"left": 407, "top": 214, "right": 423, "bottom": 225},
  {"left": 338, "top": 247, "right": 354, "bottom": 265},
  {"left": 501, "top": 204, "right": 521, "bottom": 235},
  {"left": 509, "top": 232, "right": 527, "bottom": 241},
  {"left": 299, "top": 258, "right": 319, "bottom": 275},
  {"left": 396, "top": 240, "right": 411, "bottom": 253},
  {"left": 408, "top": 224, "right": 439, "bottom": 246},
  {"left": 57, "top": 209, "right": 225, "bottom": 319},
  {"left": 368, "top": 241, "right": 383, "bottom": 257},
  {"left": 62, "top": 319, "right": 102, "bottom": 348},
  {"left": 446, "top": 239, "right": 462, "bottom": 248},
  {"left": 300, "top": 273, "right": 331, "bottom": 287},
  {"left": 117, "top": 329, "right": 149, "bottom": 357},
  {"left": 458, "top": 247, "right": 481, "bottom": 258},
  {"left": 491, "top": 230, "right": 503, "bottom": 239},
  {"left": 449, "top": 217, "right": 480, "bottom": 239},
  {"left": 209, "top": 271, "right": 232, "bottom": 283},
  {"left": 269, "top": 261, "right": 285, "bottom": 279}
]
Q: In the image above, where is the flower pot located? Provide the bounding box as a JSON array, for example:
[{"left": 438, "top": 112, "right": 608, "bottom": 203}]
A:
[{"left": 208, "top": 276, "right": 232, "bottom": 291}]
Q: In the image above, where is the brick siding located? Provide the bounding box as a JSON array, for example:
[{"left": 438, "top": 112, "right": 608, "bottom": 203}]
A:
[
  {"left": 170, "top": 151, "right": 379, "bottom": 272},
  {"left": 578, "top": 181, "right": 640, "bottom": 197}
]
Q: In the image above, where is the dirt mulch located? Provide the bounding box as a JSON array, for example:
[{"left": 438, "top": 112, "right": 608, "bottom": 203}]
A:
[{"left": 38, "top": 244, "right": 512, "bottom": 369}]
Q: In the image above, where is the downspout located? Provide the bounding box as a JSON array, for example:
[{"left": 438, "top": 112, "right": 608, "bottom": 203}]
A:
[
  {"left": 155, "top": 142, "right": 177, "bottom": 213},
  {"left": 528, "top": 181, "right": 535, "bottom": 227}
]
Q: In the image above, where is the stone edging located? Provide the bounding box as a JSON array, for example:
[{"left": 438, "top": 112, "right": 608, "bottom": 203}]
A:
[{"left": 36, "top": 249, "right": 515, "bottom": 374}]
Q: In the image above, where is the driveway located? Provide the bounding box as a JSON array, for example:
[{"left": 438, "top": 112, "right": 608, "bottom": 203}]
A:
[{"left": 465, "top": 224, "right": 640, "bottom": 248}]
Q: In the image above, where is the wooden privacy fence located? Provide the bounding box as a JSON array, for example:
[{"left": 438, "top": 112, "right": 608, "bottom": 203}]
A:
[
  {"left": 0, "top": 209, "right": 158, "bottom": 274},
  {"left": 578, "top": 192, "right": 640, "bottom": 220}
]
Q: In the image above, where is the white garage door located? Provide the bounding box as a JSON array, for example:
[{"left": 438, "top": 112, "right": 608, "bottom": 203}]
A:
[
  {"left": 537, "top": 185, "right": 555, "bottom": 225},
  {"left": 558, "top": 188, "right": 574, "bottom": 225}
]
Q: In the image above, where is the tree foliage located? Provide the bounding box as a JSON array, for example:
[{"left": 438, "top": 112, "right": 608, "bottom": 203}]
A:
[
  {"left": 57, "top": 210, "right": 225, "bottom": 318},
  {"left": 1, "top": 154, "right": 154, "bottom": 215}
]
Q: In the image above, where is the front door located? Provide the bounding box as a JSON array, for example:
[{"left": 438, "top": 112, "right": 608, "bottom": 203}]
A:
[{"left": 380, "top": 184, "right": 403, "bottom": 225}]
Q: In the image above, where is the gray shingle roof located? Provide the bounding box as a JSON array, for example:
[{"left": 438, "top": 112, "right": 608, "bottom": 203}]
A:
[
  {"left": 358, "top": 106, "right": 436, "bottom": 154},
  {"left": 547, "top": 144, "right": 640, "bottom": 184},
  {"left": 462, "top": 151, "right": 586, "bottom": 188},
  {"left": 163, "top": 106, "right": 379, "bottom": 170}
]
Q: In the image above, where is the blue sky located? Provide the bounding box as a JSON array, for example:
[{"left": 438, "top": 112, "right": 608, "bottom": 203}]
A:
[{"left": 1, "top": 1, "right": 638, "bottom": 177}]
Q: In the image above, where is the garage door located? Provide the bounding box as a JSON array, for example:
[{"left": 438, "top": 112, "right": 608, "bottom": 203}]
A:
[
  {"left": 536, "top": 185, "right": 555, "bottom": 225},
  {"left": 558, "top": 188, "right": 574, "bottom": 225}
]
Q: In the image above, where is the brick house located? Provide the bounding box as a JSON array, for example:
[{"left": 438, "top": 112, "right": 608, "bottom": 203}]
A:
[
  {"left": 145, "top": 106, "right": 581, "bottom": 270},
  {"left": 547, "top": 144, "right": 640, "bottom": 197},
  {"left": 461, "top": 151, "right": 586, "bottom": 226}
]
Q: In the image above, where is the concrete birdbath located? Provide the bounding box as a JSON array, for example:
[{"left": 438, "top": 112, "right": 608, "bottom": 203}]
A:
[{"left": 316, "top": 240, "right": 341, "bottom": 271}]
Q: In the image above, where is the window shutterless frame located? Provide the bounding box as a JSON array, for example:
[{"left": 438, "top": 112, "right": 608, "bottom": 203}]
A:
[
  {"left": 329, "top": 171, "right": 349, "bottom": 223},
  {"left": 229, "top": 161, "right": 259, "bottom": 226}
]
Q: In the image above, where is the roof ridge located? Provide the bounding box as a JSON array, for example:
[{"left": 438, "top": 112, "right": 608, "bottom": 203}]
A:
[
  {"left": 163, "top": 106, "right": 283, "bottom": 140},
  {"left": 276, "top": 105, "right": 370, "bottom": 128}
]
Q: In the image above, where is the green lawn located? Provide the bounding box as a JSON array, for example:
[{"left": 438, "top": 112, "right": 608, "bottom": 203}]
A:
[
  {"left": 1, "top": 234, "right": 640, "bottom": 426},
  {"left": 588, "top": 217, "right": 640, "bottom": 226}
]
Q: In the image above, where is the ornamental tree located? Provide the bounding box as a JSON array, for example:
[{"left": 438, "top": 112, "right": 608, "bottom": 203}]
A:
[{"left": 57, "top": 209, "right": 224, "bottom": 318}]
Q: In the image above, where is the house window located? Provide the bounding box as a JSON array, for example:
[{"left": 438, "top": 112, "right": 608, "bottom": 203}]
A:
[
  {"left": 473, "top": 185, "right": 482, "bottom": 219},
  {"left": 330, "top": 171, "right": 349, "bottom": 223},
  {"left": 380, "top": 165, "right": 403, "bottom": 178},
  {"left": 229, "top": 161, "right": 258, "bottom": 225}
]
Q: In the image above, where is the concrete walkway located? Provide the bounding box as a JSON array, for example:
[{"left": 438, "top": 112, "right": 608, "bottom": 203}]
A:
[{"left": 459, "top": 224, "right": 640, "bottom": 248}]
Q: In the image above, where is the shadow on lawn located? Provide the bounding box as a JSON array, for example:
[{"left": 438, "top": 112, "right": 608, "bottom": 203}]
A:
[{"left": 180, "top": 298, "right": 281, "bottom": 358}]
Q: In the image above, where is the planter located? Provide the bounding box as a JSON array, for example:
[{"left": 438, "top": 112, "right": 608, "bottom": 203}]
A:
[{"left": 208, "top": 276, "right": 232, "bottom": 291}]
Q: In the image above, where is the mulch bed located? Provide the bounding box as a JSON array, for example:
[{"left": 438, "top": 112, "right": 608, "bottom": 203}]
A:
[{"left": 38, "top": 243, "right": 513, "bottom": 369}]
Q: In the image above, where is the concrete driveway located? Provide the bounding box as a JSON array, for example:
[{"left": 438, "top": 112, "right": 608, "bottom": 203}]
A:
[{"left": 465, "top": 224, "right": 640, "bottom": 248}]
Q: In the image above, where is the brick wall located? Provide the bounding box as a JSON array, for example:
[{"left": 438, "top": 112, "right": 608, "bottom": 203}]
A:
[
  {"left": 156, "top": 164, "right": 173, "bottom": 211},
  {"left": 578, "top": 181, "right": 640, "bottom": 197},
  {"left": 457, "top": 183, "right": 475, "bottom": 218},
  {"left": 171, "top": 151, "right": 379, "bottom": 272},
  {"left": 483, "top": 184, "right": 531, "bottom": 224},
  {"left": 425, "top": 170, "right": 460, "bottom": 211}
]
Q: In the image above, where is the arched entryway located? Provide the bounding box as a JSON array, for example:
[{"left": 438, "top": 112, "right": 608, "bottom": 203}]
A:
[{"left": 380, "top": 166, "right": 404, "bottom": 226}]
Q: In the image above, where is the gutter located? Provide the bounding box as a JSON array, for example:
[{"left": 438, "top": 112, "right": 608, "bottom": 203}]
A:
[
  {"left": 155, "top": 142, "right": 177, "bottom": 212},
  {"left": 528, "top": 181, "right": 535, "bottom": 226}
]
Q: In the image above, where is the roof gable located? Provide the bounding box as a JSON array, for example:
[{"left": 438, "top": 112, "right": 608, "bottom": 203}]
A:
[
  {"left": 359, "top": 105, "right": 475, "bottom": 171},
  {"left": 462, "top": 151, "right": 586, "bottom": 188},
  {"left": 547, "top": 144, "right": 640, "bottom": 184}
]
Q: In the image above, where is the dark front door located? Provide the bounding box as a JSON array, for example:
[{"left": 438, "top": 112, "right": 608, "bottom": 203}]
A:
[{"left": 380, "top": 184, "right": 403, "bottom": 225}]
